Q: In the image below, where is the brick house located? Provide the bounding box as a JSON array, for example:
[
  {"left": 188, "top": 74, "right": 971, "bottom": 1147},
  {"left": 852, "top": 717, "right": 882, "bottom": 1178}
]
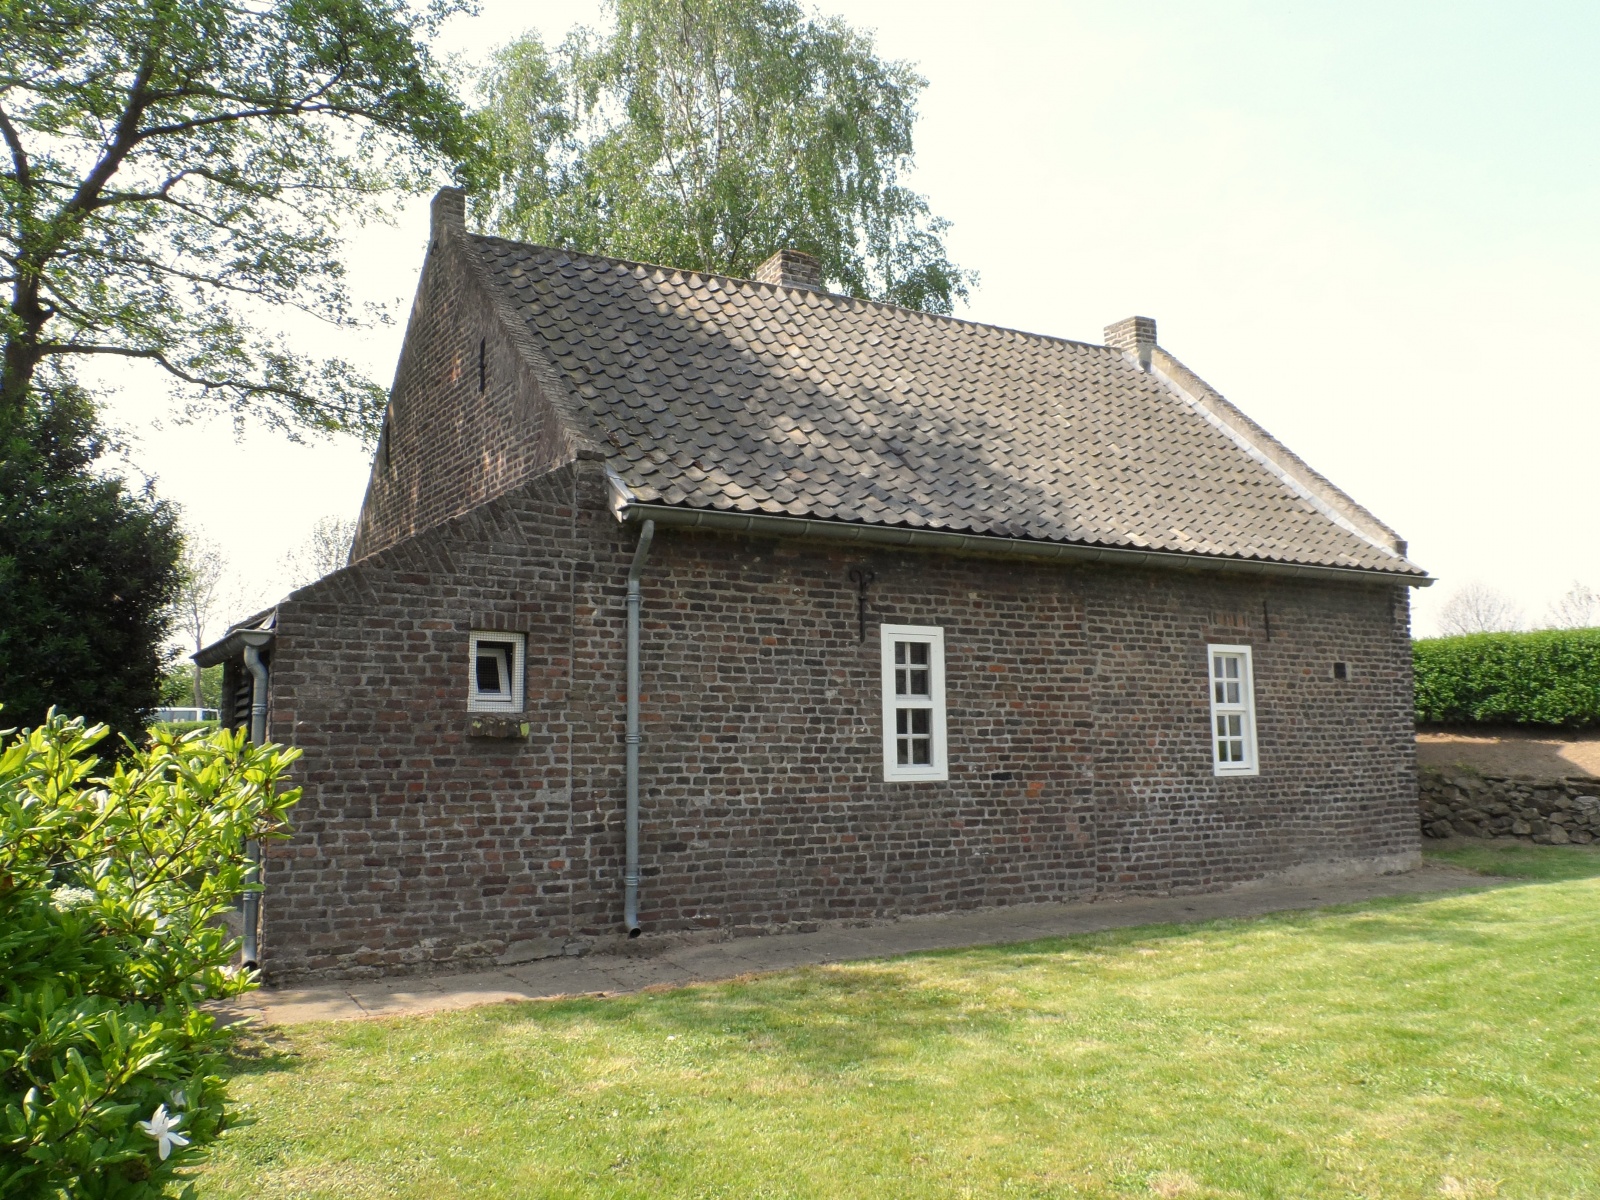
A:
[{"left": 199, "top": 188, "right": 1430, "bottom": 980}]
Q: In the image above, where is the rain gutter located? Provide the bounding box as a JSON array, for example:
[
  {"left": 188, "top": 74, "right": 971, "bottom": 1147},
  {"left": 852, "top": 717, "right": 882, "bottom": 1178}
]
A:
[{"left": 611, "top": 502, "right": 1432, "bottom": 588}]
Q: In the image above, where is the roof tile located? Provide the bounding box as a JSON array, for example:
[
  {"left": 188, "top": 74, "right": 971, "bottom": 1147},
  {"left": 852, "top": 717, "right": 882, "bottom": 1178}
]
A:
[{"left": 471, "top": 236, "right": 1419, "bottom": 576}]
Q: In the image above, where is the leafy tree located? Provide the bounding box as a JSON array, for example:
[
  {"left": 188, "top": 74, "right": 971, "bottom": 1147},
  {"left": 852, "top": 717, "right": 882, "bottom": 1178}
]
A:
[
  {"left": 0, "top": 0, "right": 475, "bottom": 443},
  {"left": 0, "top": 385, "right": 183, "bottom": 742},
  {"left": 477, "top": 0, "right": 975, "bottom": 314},
  {"left": 170, "top": 535, "right": 230, "bottom": 709},
  {"left": 160, "top": 664, "right": 222, "bottom": 713},
  {"left": 1436, "top": 582, "right": 1523, "bottom": 637},
  {"left": 1545, "top": 581, "right": 1600, "bottom": 631},
  {"left": 280, "top": 513, "right": 359, "bottom": 588},
  {"left": 0, "top": 714, "right": 300, "bottom": 1199}
]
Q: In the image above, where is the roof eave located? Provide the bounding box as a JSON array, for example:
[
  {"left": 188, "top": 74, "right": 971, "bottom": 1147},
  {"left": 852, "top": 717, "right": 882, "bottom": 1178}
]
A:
[
  {"left": 193, "top": 609, "right": 278, "bottom": 668},
  {"left": 615, "top": 501, "right": 1433, "bottom": 588}
]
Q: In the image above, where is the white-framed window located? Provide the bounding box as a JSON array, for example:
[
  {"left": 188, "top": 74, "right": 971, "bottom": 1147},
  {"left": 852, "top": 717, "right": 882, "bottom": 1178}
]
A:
[
  {"left": 1207, "top": 643, "right": 1258, "bottom": 776},
  {"left": 469, "top": 631, "right": 526, "bottom": 712},
  {"left": 880, "top": 624, "right": 948, "bottom": 782}
]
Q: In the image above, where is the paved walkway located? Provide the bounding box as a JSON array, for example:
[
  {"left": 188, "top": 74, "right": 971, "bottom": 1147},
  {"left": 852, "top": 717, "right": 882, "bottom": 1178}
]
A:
[{"left": 227, "top": 863, "right": 1489, "bottom": 1026}]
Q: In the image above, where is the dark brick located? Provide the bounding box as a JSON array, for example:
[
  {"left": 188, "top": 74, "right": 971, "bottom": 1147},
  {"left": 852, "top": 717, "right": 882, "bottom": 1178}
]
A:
[{"left": 260, "top": 458, "right": 1418, "bottom": 980}]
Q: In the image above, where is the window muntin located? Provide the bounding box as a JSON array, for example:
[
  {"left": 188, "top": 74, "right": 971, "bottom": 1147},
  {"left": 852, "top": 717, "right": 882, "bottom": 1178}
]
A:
[
  {"left": 469, "top": 631, "right": 525, "bottom": 712},
  {"left": 1207, "top": 644, "right": 1258, "bottom": 776},
  {"left": 881, "top": 624, "right": 947, "bottom": 781}
]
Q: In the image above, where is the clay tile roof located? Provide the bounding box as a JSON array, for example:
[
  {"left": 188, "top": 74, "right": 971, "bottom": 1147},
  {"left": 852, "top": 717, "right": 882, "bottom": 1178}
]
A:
[{"left": 473, "top": 235, "right": 1422, "bottom": 577}]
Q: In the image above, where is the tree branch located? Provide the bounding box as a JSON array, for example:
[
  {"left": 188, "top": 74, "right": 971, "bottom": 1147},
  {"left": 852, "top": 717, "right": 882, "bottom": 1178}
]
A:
[
  {"left": 0, "top": 100, "right": 30, "bottom": 190},
  {"left": 36, "top": 341, "right": 309, "bottom": 403}
]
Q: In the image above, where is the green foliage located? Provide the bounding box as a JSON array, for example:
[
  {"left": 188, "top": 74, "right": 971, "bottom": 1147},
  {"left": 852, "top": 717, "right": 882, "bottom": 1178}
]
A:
[
  {"left": 0, "top": 386, "right": 184, "bottom": 745},
  {"left": 150, "top": 721, "right": 220, "bottom": 738},
  {"left": 0, "top": 0, "right": 476, "bottom": 441},
  {"left": 477, "top": 0, "right": 975, "bottom": 314},
  {"left": 1413, "top": 627, "right": 1600, "bottom": 727},
  {"left": 0, "top": 713, "right": 299, "bottom": 1199},
  {"left": 159, "top": 666, "right": 222, "bottom": 714}
]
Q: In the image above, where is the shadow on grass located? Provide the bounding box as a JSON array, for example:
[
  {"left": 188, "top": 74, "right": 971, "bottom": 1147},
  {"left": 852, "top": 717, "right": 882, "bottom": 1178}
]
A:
[
  {"left": 221, "top": 1026, "right": 306, "bottom": 1079},
  {"left": 223, "top": 845, "right": 1600, "bottom": 1090},
  {"left": 276, "top": 889, "right": 1558, "bottom": 1073},
  {"left": 1424, "top": 839, "right": 1600, "bottom": 883},
  {"left": 463, "top": 962, "right": 1014, "bottom": 1076}
]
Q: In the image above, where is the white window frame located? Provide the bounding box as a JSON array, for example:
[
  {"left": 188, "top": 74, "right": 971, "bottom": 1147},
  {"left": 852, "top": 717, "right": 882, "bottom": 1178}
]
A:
[
  {"left": 880, "top": 624, "right": 948, "bottom": 782},
  {"left": 468, "top": 631, "right": 526, "bottom": 712},
  {"left": 1207, "top": 643, "right": 1259, "bottom": 777}
]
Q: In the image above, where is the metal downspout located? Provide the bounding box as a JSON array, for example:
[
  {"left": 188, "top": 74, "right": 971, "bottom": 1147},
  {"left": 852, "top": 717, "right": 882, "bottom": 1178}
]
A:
[
  {"left": 624, "top": 519, "right": 656, "bottom": 937},
  {"left": 240, "top": 633, "right": 271, "bottom": 969}
]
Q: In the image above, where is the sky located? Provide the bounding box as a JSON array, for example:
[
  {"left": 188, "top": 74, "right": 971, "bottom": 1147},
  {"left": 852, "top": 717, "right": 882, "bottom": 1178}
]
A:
[{"left": 99, "top": 0, "right": 1600, "bottom": 641}]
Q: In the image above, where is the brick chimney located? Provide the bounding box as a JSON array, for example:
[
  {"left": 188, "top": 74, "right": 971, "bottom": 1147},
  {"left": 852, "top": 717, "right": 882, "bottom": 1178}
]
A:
[
  {"left": 431, "top": 186, "right": 466, "bottom": 245},
  {"left": 1104, "top": 315, "right": 1157, "bottom": 372},
  {"left": 755, "top": 249, "right": 823, "bottom": 290}
]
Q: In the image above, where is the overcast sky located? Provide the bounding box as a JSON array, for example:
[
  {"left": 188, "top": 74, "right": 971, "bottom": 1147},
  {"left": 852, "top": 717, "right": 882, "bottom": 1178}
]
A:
[{"left": 100, "top": 0, "right": 1600, "bottom": 641}]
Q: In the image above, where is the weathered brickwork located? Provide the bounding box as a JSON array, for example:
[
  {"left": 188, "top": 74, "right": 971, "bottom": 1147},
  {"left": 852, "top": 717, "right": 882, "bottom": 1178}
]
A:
[
  {"left": 258, "top": 194, "right": 1421, "bottom": 980},
  {"left": 350, "top": 194, "right": 588, "bottom": 562},
  {"left": 262, "top": 458, "right": 1419, "bottom": 980}
]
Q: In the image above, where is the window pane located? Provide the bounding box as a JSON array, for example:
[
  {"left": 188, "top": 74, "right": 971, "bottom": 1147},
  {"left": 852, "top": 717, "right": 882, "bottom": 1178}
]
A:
[
  {"left": 1225, "top": 681, "right": 1240, "bottom": 704},
  {"left": 896, "top": 707, "right": 934, "bottom": 767},
  {"left": 895, "top": 643, "right": 931, "bottom": 697},
  {"left": 476, "top": 650, "right": 504, "bottom": 694}
]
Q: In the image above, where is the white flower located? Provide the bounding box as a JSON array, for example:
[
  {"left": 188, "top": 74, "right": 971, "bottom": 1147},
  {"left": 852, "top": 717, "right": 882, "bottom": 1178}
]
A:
[
  {"left": 48, "top": 886, "right": 95, "bottom": 911},
  {"left": 170, "top": 1088, "right": 188, "bottom": 1109},
  {"left": 137, "top": 1104, "right": 191, "bottom": 1161}
]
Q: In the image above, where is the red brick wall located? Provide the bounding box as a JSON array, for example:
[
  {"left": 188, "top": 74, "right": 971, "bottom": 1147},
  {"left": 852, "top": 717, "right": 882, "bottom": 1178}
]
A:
[{"left": 263, "top": 459, "right": 1418, "bottom": 980}]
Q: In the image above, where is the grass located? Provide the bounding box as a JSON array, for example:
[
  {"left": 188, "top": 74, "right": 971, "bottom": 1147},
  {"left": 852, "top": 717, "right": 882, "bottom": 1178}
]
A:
[
  {"left": 1424, "top": 837, "right": 1600, "bottom": 882},
  {"left": 199, "top": 847, "right": 1600, "bottom": 1200}
]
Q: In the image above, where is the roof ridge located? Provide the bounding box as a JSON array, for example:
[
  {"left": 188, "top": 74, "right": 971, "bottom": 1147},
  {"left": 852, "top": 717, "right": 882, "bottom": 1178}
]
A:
[{"left": 466, "top": 232, "right": 1118, "bottom": 354}]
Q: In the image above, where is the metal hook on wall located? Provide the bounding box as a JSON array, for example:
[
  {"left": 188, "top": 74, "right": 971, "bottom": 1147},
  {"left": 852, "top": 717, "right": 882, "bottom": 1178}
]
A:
[{"left": 847, "top": 567, "right": 876, "bottom": 643}]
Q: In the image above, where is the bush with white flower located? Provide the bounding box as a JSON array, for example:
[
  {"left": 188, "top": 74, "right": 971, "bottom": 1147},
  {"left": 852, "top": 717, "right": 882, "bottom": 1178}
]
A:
[{"left": 0, "top": 712, "right": 299, "bottom": 1198}]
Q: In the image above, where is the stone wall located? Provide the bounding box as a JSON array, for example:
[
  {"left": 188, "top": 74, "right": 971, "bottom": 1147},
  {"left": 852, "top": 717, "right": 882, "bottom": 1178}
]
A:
[
  {"left": 1420, "top": 768, "right": 1600, "bottom": 844},
  {"left": 260, "top": 456, "right": 1420, "bottom": 981}
]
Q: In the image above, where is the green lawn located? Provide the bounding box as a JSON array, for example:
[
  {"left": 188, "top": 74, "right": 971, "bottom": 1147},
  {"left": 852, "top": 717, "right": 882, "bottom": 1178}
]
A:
[{"left": 201, "top": 846, "right": 1600, "bottom": 1199}]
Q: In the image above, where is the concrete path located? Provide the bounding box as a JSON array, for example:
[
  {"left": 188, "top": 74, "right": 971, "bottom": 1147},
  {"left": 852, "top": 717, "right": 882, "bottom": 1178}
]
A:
[{"left": 225, "top": 863, "right": 1488, "bottom": 1027}]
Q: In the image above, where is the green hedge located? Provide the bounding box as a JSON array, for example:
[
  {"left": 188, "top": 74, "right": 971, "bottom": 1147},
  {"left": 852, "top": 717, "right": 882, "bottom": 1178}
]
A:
[{"left": 1414, "top": 628, "right": 1600, "bottom": 727}]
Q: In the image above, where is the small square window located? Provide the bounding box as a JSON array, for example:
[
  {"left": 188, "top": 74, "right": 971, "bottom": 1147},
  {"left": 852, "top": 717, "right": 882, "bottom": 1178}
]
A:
[
  {"left": 469, "top": 631, "right": 525, "bottom": 712},
  {"left": 1332, "top": 661, "right": 1349, "bottom": 681}
]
